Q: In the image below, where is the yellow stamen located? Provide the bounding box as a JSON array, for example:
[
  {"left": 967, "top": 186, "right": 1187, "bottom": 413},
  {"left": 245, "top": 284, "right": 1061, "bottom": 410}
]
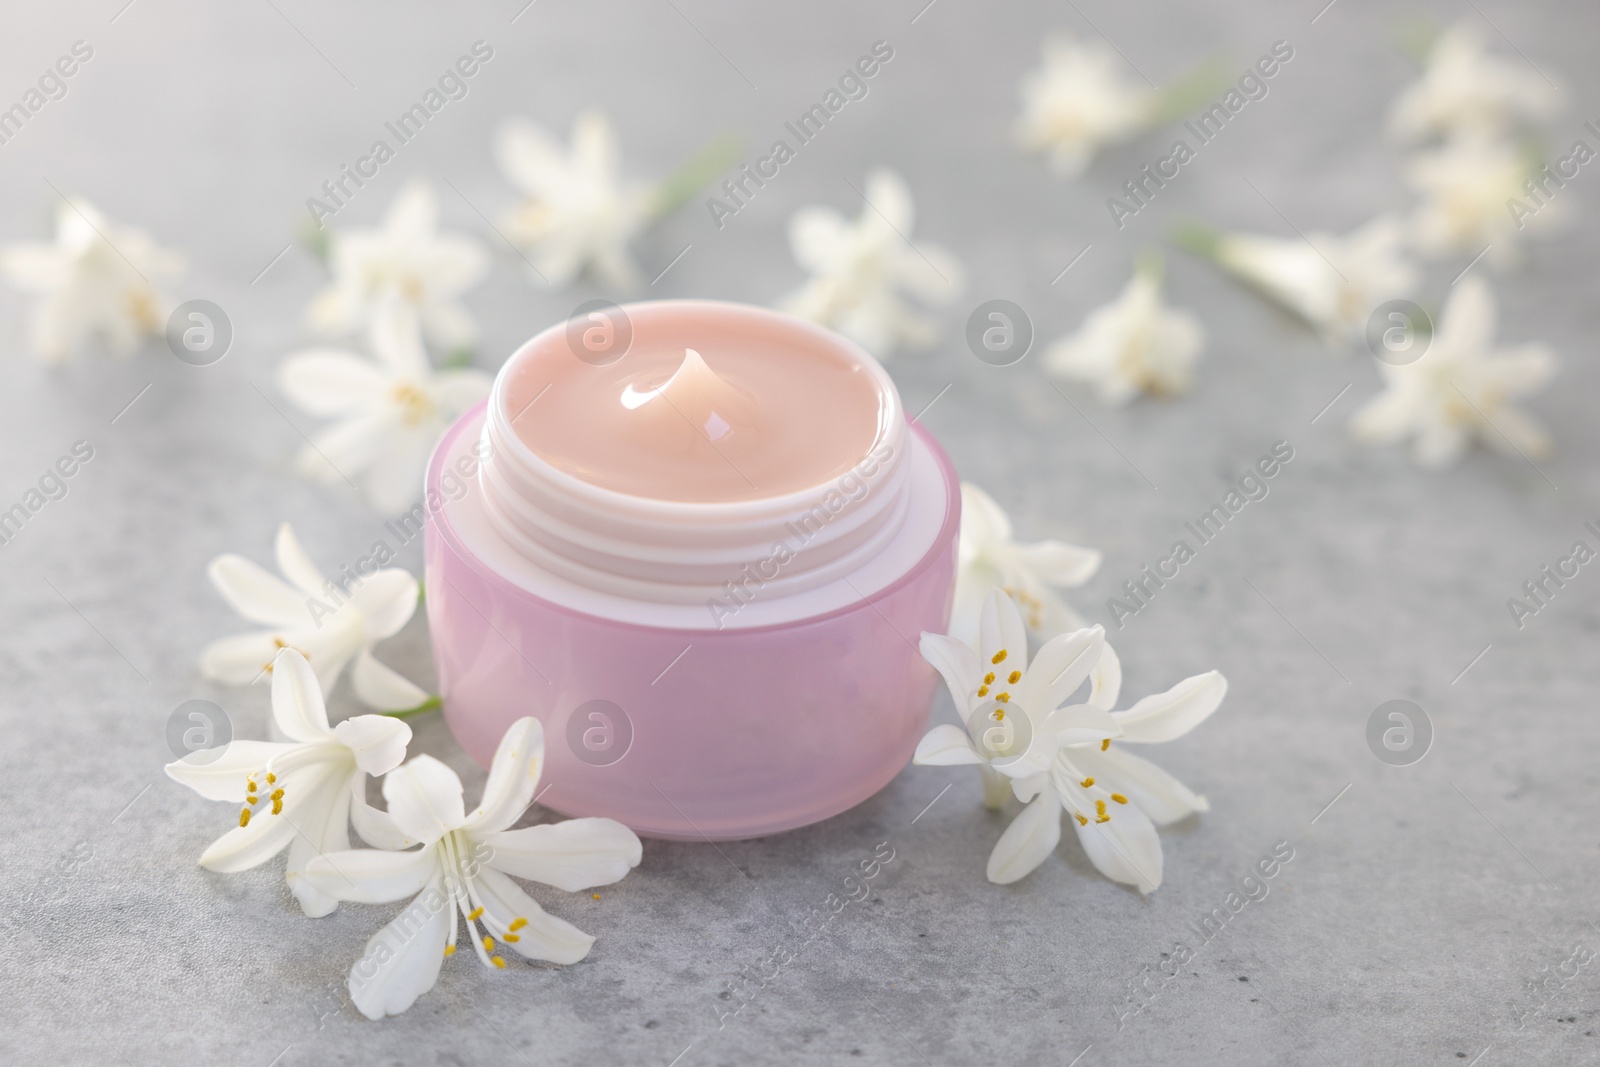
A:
[
  {"left": 468, "top": 906, "right": 485, "bottom": 921},
  {"left": 1096, "top": 814, "right": 1110, "bottom": 823},
  {"left": 1101, "top": 739, "right": 1111, "bottom": 751},
  {"left": 984, "top": 672, "right": 995, "bottom": 685},
  {"left": 995, "top": 692, "right": 1010, "bottom": 703},
  {"left": 269, "top": 788, "right": 284, "bottom": 801},
  {"left": 509, "top": 917, "right": 527, "bottom": 931},
  {"left": 266, "top": 773, "right": 277, "bottom": 785},
  {"left": 1112, "top": 794, "right": 1128, "bottom": 804},
  {"left": 1075, "top": 813, "right": 1088, "bottom": 825},
  {"left": 1081, "top": 777, "right": 1095, "bottom": 788},
  {"left": 1095, "top": 799, "right": 1107, "bottom": 816},
  {"left": 592, "top": 893, "right": 601, "bottom": 900},
  {"left": 994, "top": 709, "right": 1004, "bottom": 721},
  {"left": 991, "top": 650, "right": 1008, "bottom": 665},
  {"left": 491, "top": 956, "right": 507, "bottom": 969},
  {"left": 1008, "top": 671, "right": 1021, "bottom": 684},
  {"left": 246, "top": 795, "right": 259, "bottom": 806},
  {"left": 977, "top": 686, "right": 989, "bottom": 697},
  {"left": 505, "top": 933, "right": 520, "bottom": 943},
  {"left": 246, "top": 780, "right": 257, "bottom": 793},
  {"left": 482, "top": 936, "right": 495, "bottom": 952},
  {"left": 238, "top": 808, "right": 251, "bottom": 827},
  {"left": 271, "top": 799, "right": 283, "bottom": 815},
  {"left": 444, "top": 945, "right": 456, "bottom": 957}
]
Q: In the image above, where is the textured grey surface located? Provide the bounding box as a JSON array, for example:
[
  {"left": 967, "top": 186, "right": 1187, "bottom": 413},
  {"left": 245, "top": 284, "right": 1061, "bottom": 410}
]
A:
[{"left": 2, "top": 1, "right": 1598, "bottom": 1065}]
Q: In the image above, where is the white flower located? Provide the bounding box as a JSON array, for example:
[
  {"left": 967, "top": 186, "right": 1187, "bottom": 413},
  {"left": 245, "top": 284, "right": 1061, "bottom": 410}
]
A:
[
  {"left": 1015, "top": 34, "right": 1155, "bottom": 177},
  {"left": 916, "top": 591, "right": 1225, "bottom": 892},
  {"left": 953, "top": 483, "right": 1100, "bottom": 647},
  {"left": 0, "top": 197, "right": 182, "bottom": 362},
  {"left": 1212, "top": 216, "right": 1417, "bottom": 346},
  {"left": 309, "top": 179, "right": 488, "bottom": 351},
  {"left": 494, "top": 109, "right": 653, "bottom": 290},
  {"left": 781, "top": 168, "right": 963, "bottom": 359},
  {"left": 1389, "top": 22, "right": 1561, "bottom": 143},
  {"left": 1350, "top": 275, "right": 1556, "bottom": 468},
  {"left": 306, "top": 717, "right": 642, "bottom": 1020},
  {"left": 200, "top": 521, "right": 428, "bottom": 712},
  {"left": 1405, "top": 133, "right": 1554, "bottom": 261},
  {"left": 166, "top": 648, "right": 412, "bottom": 917},
  {"left": 1043, "top": 260, "right": 1204, "bottom": 404},
  {"left": 278, "top": 300, "right": 491, "bottom": 514}
]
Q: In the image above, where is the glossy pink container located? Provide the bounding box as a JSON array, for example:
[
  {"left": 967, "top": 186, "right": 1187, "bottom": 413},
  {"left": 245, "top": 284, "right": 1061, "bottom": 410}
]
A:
[{"left": 423, "top": 305, "right": 959, "bottom": 841}]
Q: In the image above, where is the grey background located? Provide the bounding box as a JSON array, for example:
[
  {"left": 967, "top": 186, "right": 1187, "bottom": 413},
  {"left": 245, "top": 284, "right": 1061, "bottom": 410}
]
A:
[{"left": 1, "top": 1, "right": 1596, "bottom": 1064}]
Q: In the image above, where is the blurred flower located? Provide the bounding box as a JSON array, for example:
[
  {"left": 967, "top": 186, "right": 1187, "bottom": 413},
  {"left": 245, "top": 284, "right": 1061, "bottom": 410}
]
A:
[
  {"left": 306, "top": 718, "right": 642, "bottom": 1020},
  {"left": 1208, "top": 216, "right": 1417, "bottom": 346},
  {"left": 1044, "top": 257, "right": 1203, "bottom": 404},
  {"left": 953, "top": 483, "right": 1100, "bottom": 647},
  {"left": 1015, "top": 34, "right": 1155, "bottom": 177},
  {"left": 781, "top": 168, "right": 963, "bottom": 359},
  {"left": 0, "top": 197, "right": 182, "bottom": 362},
  {"left": 1389, "top": 21, "right": 1561, "bottom": 143},
  {"left": 494, "top": 109, "right": 653, "bottom": 289},
  {"left": 309, "top": 179, "right": 488, "bottom": 351},
  {"left": 166, "top": 648, "right": 412, "bottom": 917},
  {"left": 1405, "top": 133, "right": 1556, "bottom": 261},
  {"left": 916, "top": 591, "right": 1224, "bottom": 891},
  {"left": 279, "top": 301, "right": 490, "bottom": 515},
  {"left": 200, "top": 521, "right": 427, "bottom": 711},
  {"left": 1351, "top": 276, "right": 1556, "bottom": 468}
]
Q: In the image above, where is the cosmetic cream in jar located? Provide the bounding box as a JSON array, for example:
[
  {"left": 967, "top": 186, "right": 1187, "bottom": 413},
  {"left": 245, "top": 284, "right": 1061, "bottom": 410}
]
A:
[{"left": 423, "top": 300, "right": 958, "bottom": 840}]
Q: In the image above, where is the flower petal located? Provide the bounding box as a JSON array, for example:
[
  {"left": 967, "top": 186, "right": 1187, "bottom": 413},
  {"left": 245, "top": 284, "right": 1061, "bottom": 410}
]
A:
[
  {"left": 383, "top": 755, "right": 466, "bottom": 843},
  {"left": 912, "top": 724, "right": 984, "bottom": 766},
  {"left": 473, "top": 866, "right": 595, "bottom": 965},
  {"left": 350, "top": 649, "right": 429, "bottom": 712},
  {"left": 977, "top": 589, "right": 1028, "bottom": 675},
  {"left": 285, "top": 780, "right": 352, "bottom": 917},
  {"left": 351, "top": 773, "right": 419, "bottom": 851},
  {"left": 271, "top": 647, "right": 335, "bottom": 742},
  {"left": 919, "top": 631, "right": 981, "bottom": 710},
  {"left": 1088, "top": 642, "right": 1122, "bottom": 711},
  {"left": 333, "top": 713, "right": 412, "bottom": 777},
  {"left": 347, "top": 878, "right": 453, "bottom": 1020},
  {"left": 480, "top": 817, "right": 642, "bottom": 892},
  {"left": 1069, "top": 792, "right": 1163, "bottom": 894},
  {"left": 1043, "top": 702, "right": 1122, "bottom": 748},
  {"left": 306, "top": 845, "right": 439, "bottom": 904},
  {"left": 164, "top": 740, "right": 295, "bottom": 802},
  {"left": 466, "top": 717, "right": 546, "bottom": 835},
  {"left": 198, "top": 631, "right": 280, "bottom": 685},
  {"left": 196, "top": 765, "right": 338, "bottom": 873},
  {"left": 1010, "top": 539, "right": 1101, "bottom": 586},
  {"left": 1114, "top": 671, "right": 1227, "bottom": 743},
  {"left": 369, "top": 299, "right": 430, "bottom": 380},
  {"left": 986, "top": 794, "right": 1061, "bottom": 885},
  {"left": 207, "top": 554, "right": 308, "bottom": 627},
  {"left": 274, "top": 523, "right": 330, "bottom": 598},
  {"left": 277, "top": 350, "right": 389, "bottom": 418},
  {"left": 348, "top": 569, "right": 420, "bottom": 640},
  {"left": 1017, "top": 625, "right": 1105, "bottom": 714},
  {"left": 1078, "top": 744, "right": 1208, "bottom": 826}
]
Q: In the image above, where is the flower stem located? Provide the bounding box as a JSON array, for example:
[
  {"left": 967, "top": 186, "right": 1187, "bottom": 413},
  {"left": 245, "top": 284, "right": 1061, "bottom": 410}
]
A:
[
  {"left": 1144, "top": 56, "right": 1234, "bottom": 128},
  {"left": 1170, "top": 219, "right": 1223, "bottom": 261},
  {"left": 384, "top": 695, "right": 442, "bottom": 720},
  {"left": 648, "top": 133, "right": 744, "bottom": 222}
]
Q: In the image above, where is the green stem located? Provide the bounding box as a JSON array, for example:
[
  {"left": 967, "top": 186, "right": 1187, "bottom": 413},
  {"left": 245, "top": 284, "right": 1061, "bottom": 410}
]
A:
[
  {"left": 1145, "top": 57, "right": 1234, "bottom": 128},
  {"left": 647, "top": 133, "right": 744, "bottom": 222},
  {"left": 384, "top": 695, "right": 442, "bottom": 720},
  {"left": 1170, "top": 219, "right": 1224, "bottom": 261}
]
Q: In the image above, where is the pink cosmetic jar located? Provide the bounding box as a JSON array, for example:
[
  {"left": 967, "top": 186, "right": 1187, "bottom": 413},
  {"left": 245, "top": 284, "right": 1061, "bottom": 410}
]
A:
[{"left": 423, "top": 300, "right": 959, "bottom": 840}]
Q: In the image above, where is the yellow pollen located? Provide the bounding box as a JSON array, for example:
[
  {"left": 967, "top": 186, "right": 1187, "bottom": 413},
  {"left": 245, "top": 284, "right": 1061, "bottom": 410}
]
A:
[
  {"left": 509, "top": 917, "right": 527, "bottom": 931},
  {"left": 1101, "top": 739, "right": 1111, "bottom": 751},
  {"left": 1112, "top": 794, "right": 1128, "bottom": 804},
  {"left": 491, "top": 956, "right": 507, "bottom": 969},
  {"left": 1081, "top": 777, "right": 1095, "bottom": 788},
  {"left": 995, "top": 693, "right": 1010, "bottom": 703},
  {"left": 246, "top": 795, "right": 259, "bottom": 806},
  {"left": 1095, "top": 799, "right": 1107, "bottom": 816},
  {"left": 482, "top": 936, "right": 495, "bottom": 952},
  {"left": 246, "top": 780, "right": 257, "bottom": 793},
  {"left": 238, "top": 808, "right": 251, "bottom": 827},
  {"left": 592, "top": 893, "right": 601, "bottom": 900},
  {"left": 977, "top": 686, "right": 989, "bottom": 697},
  {"left": 444, "top": 944, "right": 456, "bottom": 957},
  {"left": 994, "top": 709, "right": 1004, "bottom": 721},
  {"left": 270, "top": 788, "right": 284, "bottom": 801},
  {"left": 1096, "top": 814, "right": 1111, "bottom": 823},
  {"left": 1075, "top": 813, "right": 1088, "bottom": 826},
  {"left": 1008, "top": 671, "right": 1021, "bottom": 684},
  {"left": 505, "top": 933, "right": 520, "bottom": 943},
  {"left": 266, "top": 773, "right": 277, "bottom": 785},
  {"left": 984, "top": 672, "right": 995, "bottom": 685},
  {"left": 992, "top": 650, "right": 1008, "bottom": 665},
  {"left": 271, "top": 799, "right": 283, "bottom": 815},
  {"left": 468, "top": 906, "right": 485, "bottom": 921}
]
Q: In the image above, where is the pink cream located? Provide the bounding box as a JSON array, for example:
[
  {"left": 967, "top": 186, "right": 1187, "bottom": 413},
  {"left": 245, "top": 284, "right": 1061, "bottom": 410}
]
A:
[{"left": 501, "top": 305, "right": 887, "bottom": 502}]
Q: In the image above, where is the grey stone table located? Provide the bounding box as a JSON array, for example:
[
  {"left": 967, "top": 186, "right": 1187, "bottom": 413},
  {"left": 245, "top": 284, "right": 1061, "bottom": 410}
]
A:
[{"left": 2, "top": 1, "right": 1597, "bottom": 1064}]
